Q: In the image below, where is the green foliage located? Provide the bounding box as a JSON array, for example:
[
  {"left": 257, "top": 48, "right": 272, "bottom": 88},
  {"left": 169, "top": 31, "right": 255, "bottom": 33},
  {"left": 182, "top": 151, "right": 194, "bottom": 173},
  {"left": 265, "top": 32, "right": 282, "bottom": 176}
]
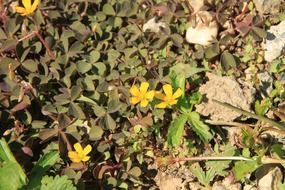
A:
[
  {"left": 40, "top": 175, "right": 76, "bottom": 190},
  {"left": 187, "top": 112, "right": 213, "bottom": 143},
  {"left": 1, "top": 0, "right": 285, "bottom": 188},
  {"left": 167, "top": 114, "right": 188, "bottom": 146},
  {"left": 0, "top": 161, "right": 26, "bottom": 190},
  {"left": 233, "top": 160, "right": 259, "bottom": 180},
  {"left": 26, "top": 151, "right": 60, "bottom": 190},
  {"left": 190, "top": 144, "right": 235, "bottom": 186},
  {"left": 0, "top": 138, "right": 27, "bottom": 189},
  {"left": 255, "top": 98, "right": 271, "bottom": 116}
]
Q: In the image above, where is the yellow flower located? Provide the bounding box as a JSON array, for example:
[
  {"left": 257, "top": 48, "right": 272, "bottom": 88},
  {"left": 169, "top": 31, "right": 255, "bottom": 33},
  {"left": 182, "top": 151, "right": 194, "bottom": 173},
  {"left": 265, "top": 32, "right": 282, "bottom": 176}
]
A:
[
  {"left": 15, "top": 0, "right": 39, "bottom": 16},
  {"left": 68, "top": 143, "right": 92, "bottom": 163},
  {"left": 129, "top": 82, "right": 155, "bottom": 107},
  {"left": 155, "top": 84, "right": 182, "bottom": 108}
]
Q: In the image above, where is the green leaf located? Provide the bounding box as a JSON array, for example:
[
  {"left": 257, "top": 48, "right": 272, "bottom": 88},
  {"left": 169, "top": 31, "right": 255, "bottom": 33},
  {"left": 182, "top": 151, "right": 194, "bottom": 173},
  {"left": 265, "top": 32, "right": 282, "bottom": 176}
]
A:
[
  {"left": 70, "top": 86, "right": 82, "bottom": 101},
  {"left": 255, "top": 98, "right": 271, "bottom": 116},
  {"left": 107, "top": 100, "right": 121, "bottom": 113},
  {"left": 40, "top": 175, "right": 76, "bottom": 190},
  {"left": 170, "top": 34, "right": 184, "bottom": 48},
  {"left": 270, "top": 58, "right": 285, "bottom": 73},
  {"left": 89, "top": 125, "right": 104, "bottom": 141},
  {"left": 233, "top": 160, "right": 259, "bottom": 180},
  {"left": 190, "top": 163, "right": 209, "bottom": 186},
  {"left": 90, "top": 50, "right": 101, "bottom": 63},
  {"left": 167, "top": 114, "right": 188, "bottom": 146},
  {"left": 104, "top": 114, "right": 116, "bottom": 130},
  {"left": 93, "top": 104, "right": 106, "bottom": 117},
  {"left": 252, "top": 26, "right": 267, "bottom": 38},
  {"left": 170, "top": 71, "right": 185, "bottom": 96},
  {"left": 26, "top": 151, "right": 60, "bottom": 190},
  {"left": 103, "top": 4, "right": 116, "bottom": 16},
  {"left": 0, "top": 161, "right": 26, "bottom": 190},
  {"left": 187, "top": 112, "right": 213, "bottom": 143},
  {"left": 76, "top": 60, "right": 92, "bottom": 73},
  {"left": 221, "top": 51, "right": 236, "bottom": 71},
  {"left": 0, "top": 138, "right": 26, "bottom": 184},
  {"left": 170, "top": 62, "right": 206, "bottom": 79},
  {"left": 68, "top": 102, "right": 85, "bottom": 119},
  {"left": 205, "top": 43, "right": 220, "bottom": 59},
  {"left": 22, "top": 59, "right": 38, "bottom": 73}
]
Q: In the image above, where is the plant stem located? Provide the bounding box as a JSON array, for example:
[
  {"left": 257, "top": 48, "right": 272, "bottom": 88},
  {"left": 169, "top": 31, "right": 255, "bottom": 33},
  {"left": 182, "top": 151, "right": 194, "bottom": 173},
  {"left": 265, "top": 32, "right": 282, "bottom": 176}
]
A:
[
  {"left": 205, "top": 120, "right": 253, "bottom": 127},
  {"left": 18, "top": 31, "right": 36, "bottom": 42},
  {"left": 262, "top": 156, "right": 285, "bottom": 164},
  {"left": 35, "top": 30, "right": 55, "bottom": 60},
  {"left": 212, "top": 99, "right": 285, "bottom": 130},
  {"left": 174, "top": 156, "right": 252, "bottom": 162}
]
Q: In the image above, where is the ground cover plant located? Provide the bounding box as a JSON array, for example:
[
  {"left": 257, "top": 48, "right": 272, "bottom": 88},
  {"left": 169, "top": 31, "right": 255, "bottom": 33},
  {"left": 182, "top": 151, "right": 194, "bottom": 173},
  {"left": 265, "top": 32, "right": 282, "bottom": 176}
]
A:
[{"left": 1, "top": 0, "right": 285, "bottom": 189}]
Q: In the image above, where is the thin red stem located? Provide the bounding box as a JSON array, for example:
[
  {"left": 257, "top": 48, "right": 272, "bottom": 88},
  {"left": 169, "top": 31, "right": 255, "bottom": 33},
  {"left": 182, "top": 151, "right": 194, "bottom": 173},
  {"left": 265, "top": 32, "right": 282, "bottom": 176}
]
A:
[{"left": 35, "top": 30, "right": 55, "bottom": 60}]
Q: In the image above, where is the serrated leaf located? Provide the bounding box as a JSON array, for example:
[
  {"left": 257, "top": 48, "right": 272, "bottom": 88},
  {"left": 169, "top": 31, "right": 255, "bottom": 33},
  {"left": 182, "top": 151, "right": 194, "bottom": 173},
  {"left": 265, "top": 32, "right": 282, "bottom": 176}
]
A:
[
  {"left": 190, "top": 163, "right": 209, "bottom": 186},
  {"left": 40, "top": 175, "right": 76, "bottom": 190},
  {"left": 233, "top": 160, "right": 259, "bottom": 180},
  {"left": 187, "top": 112, "right": 213, "bottom": 143},
  {"left": 255, "top": 98, "right": 271, "bottom": 116},
  {"left": 167, "top": 114, "right": 188, "bottom": 146}
]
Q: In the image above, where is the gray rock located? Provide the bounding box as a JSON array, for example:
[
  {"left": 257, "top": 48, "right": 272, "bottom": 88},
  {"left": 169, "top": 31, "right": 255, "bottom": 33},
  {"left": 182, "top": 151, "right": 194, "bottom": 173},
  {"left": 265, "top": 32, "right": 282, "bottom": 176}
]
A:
[
  {"left": 186, "top": 11, "right": 218, "bottom": 46},
  {"left": 256, "top": 165, "right": 283, "bottom": 190},
  {"left": 253, "top": 0, "right": 281, "bottom": 14},
  {"left": 264, "top": 21, "right": 285, "bottom": 62},
  {"left": 195, "top": 73, "right": 255, "bottom": 121}
]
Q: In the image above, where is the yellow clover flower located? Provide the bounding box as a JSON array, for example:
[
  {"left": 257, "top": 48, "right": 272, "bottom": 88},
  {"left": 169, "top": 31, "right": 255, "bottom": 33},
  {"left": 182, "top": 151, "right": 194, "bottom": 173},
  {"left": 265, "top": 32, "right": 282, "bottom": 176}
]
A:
[
  {"left": 155, "top": 84, "right": 182, "bottom": 108},
  {"left": 129, "top": 82, "right": 155, "bottom": 107},
  {"left": 68, "top": 143, "right": 92, "bottom": 163},
  {"left": 15, "top": 0, "right": 39, "bottom": 16}
]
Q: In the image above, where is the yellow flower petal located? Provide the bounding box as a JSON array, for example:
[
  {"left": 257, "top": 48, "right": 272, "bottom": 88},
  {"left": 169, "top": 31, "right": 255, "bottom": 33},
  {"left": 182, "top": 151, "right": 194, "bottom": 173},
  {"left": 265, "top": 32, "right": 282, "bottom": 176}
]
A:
[
  {"left": 68, "top": 151, "right": 81, "bottom": 163},
  {"left": 140, "top": 82, "right": 149, "bottom": 95},
  {"left": 155, "top": 102, "right": 168, "bottom": 108},
  {"left": 83, "top": 144, "right": 92, "bottom": 155},
  {"left": 15, "top": 6, "right": 27, "bottom": 14},
  {"left": 145, "top": 90, "right": 155, "bottom": 99},
  {"left": 130, "top": 97, "right": 140, "bottom": 105},
  {"left": 130, "top": 85, "right": 140, "bottom": 96},
  {"left": 82, "top": 156, "right": 90, "bottom": 162},
  {"left": 74, "top": 143, "right": 83, "bottom": 153},
  {"left": 22, "top": 0, "right": 32, "bottom": 9},
  {"left": 68, "top": 151, "right": 78, "bottom": 159},
  {"left": 173, "top": 88, "right": 182, "bottom": 99},
  {"left": 140, "top": 99, "right": 149, "bottom": 107},
  {"left": 168, "top": 99, "right": 178, "bottom": 106},
  {"left": 154, "top": 92, "right": 165, "bottom": 100},
  {"left": 30, "top": 0, "right": 39, "bottom": 13},
  {"left": 163, "top": 84, "right": 173, "bottom": 98}
]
